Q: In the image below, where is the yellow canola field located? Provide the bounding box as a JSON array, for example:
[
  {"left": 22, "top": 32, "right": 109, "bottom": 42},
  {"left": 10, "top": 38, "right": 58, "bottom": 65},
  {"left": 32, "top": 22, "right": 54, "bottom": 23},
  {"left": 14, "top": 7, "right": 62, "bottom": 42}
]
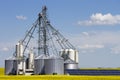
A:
[
  {"left": 1, "top": 68, "right": 120, "bottom": 80},
  {"left": 1, "top": 75, "right": 120, "bottom": 80},
  {"left": 0, "top": 68, "right": 4, "bottom": 75}
]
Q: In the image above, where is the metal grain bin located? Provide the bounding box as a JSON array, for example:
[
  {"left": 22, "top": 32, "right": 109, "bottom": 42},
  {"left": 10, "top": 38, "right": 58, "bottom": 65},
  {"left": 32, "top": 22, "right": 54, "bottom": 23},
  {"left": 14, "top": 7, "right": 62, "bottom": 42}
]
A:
[
  {"left": 5, "top": 57, "right": 17, "bottom": 75},
  {"left": 64, "top": 59, "right": 78, "bottom": 69},
  {"left": 34, "top": 54, "right": 47, "bottom": 74},
  {"left": 44, "top": 55, "right": 64, "bottom": 75},
  {"left": 60, "top": 49, "right": 78, "bottom": 63}
]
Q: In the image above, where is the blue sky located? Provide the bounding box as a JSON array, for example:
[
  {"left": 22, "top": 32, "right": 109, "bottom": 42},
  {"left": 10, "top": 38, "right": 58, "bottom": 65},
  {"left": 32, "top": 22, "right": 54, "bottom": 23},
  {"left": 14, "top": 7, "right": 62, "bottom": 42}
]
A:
[{"left": 0, "top": 0, "right": 120, "bottom": 68}]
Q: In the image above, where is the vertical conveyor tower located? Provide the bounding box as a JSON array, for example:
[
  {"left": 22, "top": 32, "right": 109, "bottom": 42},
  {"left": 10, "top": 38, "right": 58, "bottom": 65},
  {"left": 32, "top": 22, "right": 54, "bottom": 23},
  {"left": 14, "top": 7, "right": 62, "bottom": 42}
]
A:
[
  {"left": 20, "top": 5, "right": 76, "bottom": 57},
  {"left": 8, "top": 6, "right": 78, "bottom": 75}
]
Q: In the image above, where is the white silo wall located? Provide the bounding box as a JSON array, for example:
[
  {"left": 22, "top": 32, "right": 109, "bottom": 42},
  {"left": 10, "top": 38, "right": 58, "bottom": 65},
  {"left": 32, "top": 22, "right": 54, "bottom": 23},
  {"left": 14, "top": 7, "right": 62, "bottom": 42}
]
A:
[
  {"left": 64, "top": 63, "right": 78, "bottom": 69},
  {"left": 23, "top": 60, "right": 26, "bottom": 73},
  {"left": 16, "top": 42, "right": 24, "bottom": 58},
  {"left": 75, "top": 50, "right": 78, "bottom": 63},
  {"left": 16, "top": 44, "right": 19, "bottom": 58},
  {"left": 28, "top": 52, "right": 34, "bottom": 69},
  {"left": 18, "top": 61, "right": 23, "bottom": 70},
  {"left": 68, "top": 49, "right": 75, "bottom": 62},
  {"left": 17, "top": 60, "right": 26, "bottom": 74},
  {"left": 64, "top": 59, "right": 78, "bottom": 70},
  {"left": 60, "top": 49, "right": 68, "bottom": 60},
  {"left": 60, "top": 49, "right": 79, "bottom": 63},
  {"left": 19, "top": 43, "right": 23, "bottom": 57}
]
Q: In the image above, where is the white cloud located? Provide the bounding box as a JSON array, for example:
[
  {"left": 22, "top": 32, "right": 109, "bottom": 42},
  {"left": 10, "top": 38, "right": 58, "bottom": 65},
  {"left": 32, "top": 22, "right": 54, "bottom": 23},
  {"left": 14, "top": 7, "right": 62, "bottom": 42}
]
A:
[
  {"left": 1, "top": 47, "right": 9, "bottom": 52},
  {"left": 71, "top": 31, "right": 120, "bottom": 46},
  {"left": 80, "top": 49, "right": 96, "bottom": 54},
  {"left": 78, "top": 13, "right": 120, "bottom": 26},
  {"left": 79, "top": 44, "right": 104, "bottom": 49},
  {"left": 0, "top": 42, "right": 15, "bottom": 52},
  {"left": 16, "top": 15, "right": 27, "bottom": 20},
  {"left": 68, "top": 31, "right": 120, "bottom": 54}
]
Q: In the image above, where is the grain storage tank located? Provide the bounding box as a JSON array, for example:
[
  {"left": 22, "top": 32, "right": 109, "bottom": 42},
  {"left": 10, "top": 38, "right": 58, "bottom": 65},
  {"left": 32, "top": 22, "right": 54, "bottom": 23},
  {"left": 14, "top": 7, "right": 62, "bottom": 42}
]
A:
[
  {"left": 16, "top": 42, "right": 24, "bottom": 58},
  {"left": 5, "top": 57, "right": 17, "bottom": 75},
  {"left": 60, "top": 50, "right": 68, "bottom": 60},
  {"left": 34, "top": 54, "right": 47, "bottom": 75},
  {"left": 60, "top": 49, "right": 78, "bottom": 63},
  {"left": 17, "top": 59, "right": 26, "bottom": 75},
  {"left": 15, "top": 42, "right": 26, "bottom": 75},
  {"left": 64, "top": 59, "right": 78, "bottom": 69},
  {"left": 44, "top": 55, "right": 64, "bottom": 75},
  {"left": 28, "top": 50, "right": 34, "bottom": 69}
]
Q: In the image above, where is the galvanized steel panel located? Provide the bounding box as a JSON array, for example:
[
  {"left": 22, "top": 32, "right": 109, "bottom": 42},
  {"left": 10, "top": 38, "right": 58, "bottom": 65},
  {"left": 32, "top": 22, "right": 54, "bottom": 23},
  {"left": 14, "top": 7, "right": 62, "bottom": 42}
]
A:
[
  {"left": 5, "top": 59, "right": 17, "bottom": 75},
  {"left": 34, "top": 59, "right": 45, "bottom": 74},
  {"left": 64, "top": 63, "right": 78, "bottom": 69},
  {"left": 44, "top": 58, "right": 64, "bottom": 75}
]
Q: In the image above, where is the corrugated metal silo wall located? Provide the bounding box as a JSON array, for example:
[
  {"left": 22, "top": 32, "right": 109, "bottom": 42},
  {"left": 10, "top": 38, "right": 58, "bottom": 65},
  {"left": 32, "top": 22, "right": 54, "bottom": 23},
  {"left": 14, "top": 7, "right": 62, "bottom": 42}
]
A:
[
  {"left": 64, "top": 63, "right": 78, "bottom": 70},
  {"left": 5, "top": 60, "right": 17, "bottom": 75},
  {"left": 44, "top": 58, "right": 64, "bottom": 75},
  {"left": 34, "top": 59, "right": 45, "bottom": 74}
]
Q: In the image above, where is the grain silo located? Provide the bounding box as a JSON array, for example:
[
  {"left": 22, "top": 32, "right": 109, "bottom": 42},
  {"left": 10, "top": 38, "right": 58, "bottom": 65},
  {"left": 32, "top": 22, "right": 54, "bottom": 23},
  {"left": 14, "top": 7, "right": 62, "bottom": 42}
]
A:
[
  {"left": 60, "top": 49, "right": 78, "bottom": 63},
  {"left": 5, "top": 6, "right": 78, "bottom": 75},
  {"left": 44, "top": 55, "right": 64, "bottom": 75},
  {"left": 64, "top": 59, "right": 78, "bottom": 70},
  {"left": 5, "top": 57, "right": 17, "bottom": 75},
  {"left": 34, "top": 54, "right": 64, "bottom": 75},
  {"left": 34, "top": 54, "right": 46, "bottom": 74}
]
